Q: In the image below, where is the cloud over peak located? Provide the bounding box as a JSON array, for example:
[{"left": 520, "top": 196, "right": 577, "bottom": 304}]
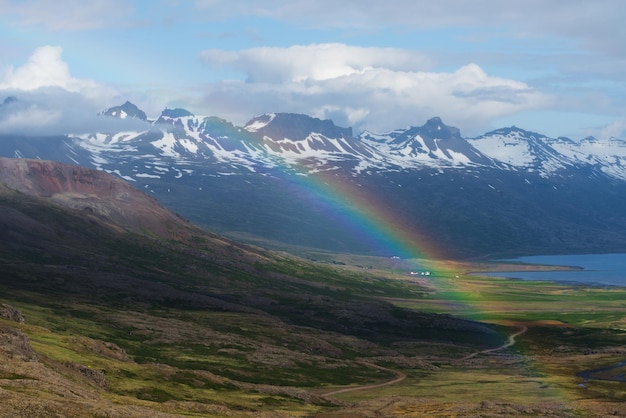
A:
[
  {"left": 198, "top": 43, "right": 548, "bottom": 134},
  {"left": 0, "top": 46, "right": 148, "bottom": 135}
]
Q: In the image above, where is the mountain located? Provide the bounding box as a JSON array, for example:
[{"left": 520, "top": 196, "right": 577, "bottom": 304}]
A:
[
  {"left": 0, "top": 157, "right": 200, "bottom": 242},
  {"left": 3, "top": 100, "right": 626, "bottom": 258},
  {"left": 1, "top": 96, "right": 18, "bottom": 106},
  {"left": 469, "top": 126, "right": 576, "bottom": 175},
  {"left": 100, "top": 100, "right": 148, "bottom": 121},
  {"left": 360, "top": 116, "right": 496, "bottom": 168},
  {"left": 42, "top": 102, "right": 626, "bottom": 179},
  {"left": 1, "top": 157, "right": 499, "bottom": 340}
]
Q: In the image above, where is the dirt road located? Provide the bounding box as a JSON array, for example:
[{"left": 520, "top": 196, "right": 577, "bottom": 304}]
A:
[
  {"left": 322, "top": 361, "right": 406, "bottom": 397},
  {"left": 323, "top": 325, "right": 527, "bottom": 397},
  {"left": 461, "top": 325, "right": 528, "bottom": 360}
]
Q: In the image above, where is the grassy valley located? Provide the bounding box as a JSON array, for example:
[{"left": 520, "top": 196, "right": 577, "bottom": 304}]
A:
[
  {"left": 1, "top": 168, "right": 626, "bottom": 416},
  {"left": 0, "top": 186, "right": 497, "bottom": 416}
]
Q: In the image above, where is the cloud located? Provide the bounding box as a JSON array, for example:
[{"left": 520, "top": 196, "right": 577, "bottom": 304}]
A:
[
  {"left": 0, "top": 0, "right": 135, "bottom": 31},
  {"left": 192, "top": 1, "right": 626, "bottom": 93},
  {"left": 0, "top": 46, "right": 149, "bottom": 135},
  {"left": 191, "top": 0, "right": 626, "bottom": 53},
  {"left": 0, "top": 89, "right": 151, "bottom": 136},
  {"left": 201, "top": 43, "right": 433, "bottom": 83},
  {"left": 4, "top": 1, "right": 624, "bottom": 63},
  {"left": 1, "top": 46, "right": 96, "bottom": 92},
  {"left": 0, "top": 102, "right": 62, "bottom": 131},
  {"left": 600, "top": 119, "right": 626, "bottom": 140},
  {"left": 197, "top": 44, "right": 549, "bottom": 134}
]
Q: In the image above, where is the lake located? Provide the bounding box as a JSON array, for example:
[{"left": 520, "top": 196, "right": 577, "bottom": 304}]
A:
[{"left": 476, "top": 253, "right": 626, "bottom": 287}]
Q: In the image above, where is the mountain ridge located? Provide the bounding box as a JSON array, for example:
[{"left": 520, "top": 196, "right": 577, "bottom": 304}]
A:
[
  {"left": 3, "top": 99, "right": 626, "bottom": 258},
  {"left": 93, "top": 101, "right": 626, "bottom": 179}
]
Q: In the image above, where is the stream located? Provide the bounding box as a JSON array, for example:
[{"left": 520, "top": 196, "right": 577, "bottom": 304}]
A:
[{"left": 576, "top": 361, "right": 626, "bottom": 383}]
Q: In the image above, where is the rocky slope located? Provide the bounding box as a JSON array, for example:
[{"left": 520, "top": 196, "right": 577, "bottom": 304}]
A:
[{"left": 0, "top": 157, "right": 196, "bottom": 241}]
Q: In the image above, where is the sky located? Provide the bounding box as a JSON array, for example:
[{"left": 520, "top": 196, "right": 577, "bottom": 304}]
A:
[{"left": 0, "top": 0, "right": 625, "bottom": 139}]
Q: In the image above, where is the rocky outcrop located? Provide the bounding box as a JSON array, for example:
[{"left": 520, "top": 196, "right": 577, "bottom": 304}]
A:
[
  {"left": 65, "top": 362, "right": 107, "bottom": 389},
  {"left": 0, "top": 325, "right": 37, "bottom": 360},
  {"left": 0, "top": 304, "right": 25, "bottom": 323}
]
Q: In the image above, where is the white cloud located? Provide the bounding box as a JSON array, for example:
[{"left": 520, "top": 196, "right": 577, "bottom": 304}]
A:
[
  {"left": 201, "top": 43, "right": 433, "bottom": 83},
  {"left": 600, "top": 119, "right": 626, "bottom": 140},
  {"left": 0, "top": 46, "right": 120, "bottom": 106},
  {"left": 197, "top": 44, "right": 549, "bottom": 134},
  {"left": 192, "top": 1, "right": 626, "bottom": 97},
  {"left": 0, "top": 88, "right": 152, "bottom": 136},
  {"left": 1, "top": 46, "right": 94, "bottom": 92},
  {"left": 0, "top": 89, "right": 152, "bottom": 136},
  {"left": 0, "top": 46, "right": 149, "bottom": 135}
]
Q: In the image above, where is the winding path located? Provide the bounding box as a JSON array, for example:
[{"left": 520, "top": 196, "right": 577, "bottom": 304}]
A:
[
  {"left": 322, "top": 361, "right": 406, "bottom": 397},
  {"left": 460, "top": 325, "right": 528, "bottom": 360},
  {"left": 322, "top": 326, "right": 527, "bottom": 398}
]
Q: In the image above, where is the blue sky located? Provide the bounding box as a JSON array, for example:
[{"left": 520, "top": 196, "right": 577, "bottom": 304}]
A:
[{"left": 0, "top": 0, "right": 625, "bottom": 139}]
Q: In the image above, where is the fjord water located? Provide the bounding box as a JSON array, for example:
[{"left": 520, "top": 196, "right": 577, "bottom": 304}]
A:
[{"left": 481, "top": 253, "right": 626, "bottom": 286}]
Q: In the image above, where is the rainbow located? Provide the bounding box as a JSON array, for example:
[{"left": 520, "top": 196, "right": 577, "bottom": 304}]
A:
[
  {"left": 272, "top": 165, "right": 450, "bottom": 273},
  {"left": 274, "top": 160, "right": 578, "bottom": 406},
  {"left": 268, "top": 161, "right": 510, "bottom": 327}
]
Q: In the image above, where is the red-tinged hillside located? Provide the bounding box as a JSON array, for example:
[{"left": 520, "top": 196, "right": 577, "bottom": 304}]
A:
[{"left": 0, "top": 157, "right": 195, "bottom": 242}]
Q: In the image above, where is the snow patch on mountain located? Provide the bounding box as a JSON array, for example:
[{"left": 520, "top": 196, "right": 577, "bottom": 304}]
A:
[
  {"left": 78, "top": 132, "right": 140, "bottom": 146},
  {"left": 135, "top": 172, "right": 161, "bottom": 178},
  {"left": 244, "top": 113, "right": 276, "bottom": 132},
  {"left": 54, "top": 102, "right": 626, "bottom": 182},
  {"left": 151, "top": 132, "right": 180, "bottom": 158},
  {"left": 468, "top": 131, "right": 535, "bottom": 166}
]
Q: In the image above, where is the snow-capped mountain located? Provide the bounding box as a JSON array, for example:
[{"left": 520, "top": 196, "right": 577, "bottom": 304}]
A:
[
  {"left": 244, "top": 112, "right": 383, "bottom": 172},
  {"left": 60, "top": 102, "right": 626, "bottom": 182},
  {"left": 548, "top": 135, "right": 626, "bottom": 180},
  {"left": 359, "top": 117, "right": 498, "bottom": 169},
  {"left": 4, "top": 100, "right": 626, "bottom": 259},
  {"left": 100, "top": 100, "right": 148, "bottom": 121},
  {"left": 77, "top": 106, "right": 270, "bottom": 177},
  {"left": 468, "top": 127, "right": 576, "bottom": 176},
  {"left": 469, "top": 126, "right": 626, "bottom": 180}
]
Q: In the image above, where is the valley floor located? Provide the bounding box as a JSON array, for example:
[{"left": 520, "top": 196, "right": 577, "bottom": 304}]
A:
[{"left": 3, "top": 260, "right": 626, "bottom": 417}]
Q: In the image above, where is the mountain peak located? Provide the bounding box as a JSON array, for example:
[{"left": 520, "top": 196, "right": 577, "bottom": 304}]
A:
[
  {"left": 101, "top": 101, "right": 147, "bottom": 121},
  {"left": 419, "top": 117, "right": 461, "bottom": 141},
  {"left": 483, "top": 126, "right": 547, "bottom": 140},
  {"left": 581, "top": 135, "right": 599, "bottom": 143},
  {"left": 160, "top": 108, "right": 195, "bottom": 118},
  {"left": 244, "top": 112, "right": 352, "bottom": 141},
  {"left": 426, "top": 116, "right": 444, "bottom": 125},
  {"left": 2, "top": 96, "right": 18, "bottom": 106}
]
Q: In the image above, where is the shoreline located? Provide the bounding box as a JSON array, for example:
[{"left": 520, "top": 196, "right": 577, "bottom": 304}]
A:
[
  {"left": 461, "top": 254, "right": 626, "bottom": 288},
  {"left": 467, "top": 265, "right": 625, "bottom": 288}
]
